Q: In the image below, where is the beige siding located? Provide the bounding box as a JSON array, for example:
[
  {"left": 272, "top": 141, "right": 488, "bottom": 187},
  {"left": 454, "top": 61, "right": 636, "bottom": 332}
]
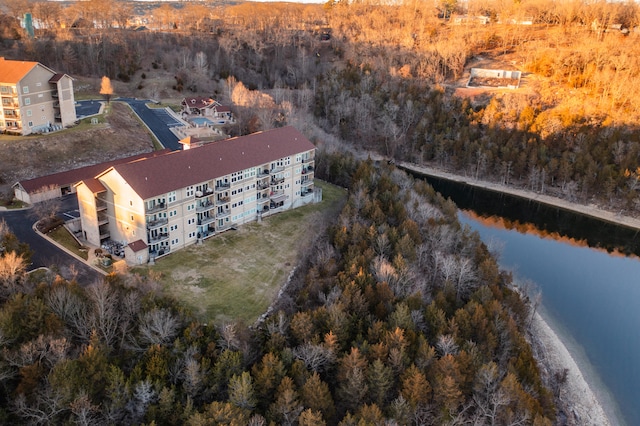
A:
[
  {"left": 99, "top": 170, "right": 146, "bottom": 245},
  {"left": 19, "top": 65, "right": 56, "bottom": 134},
  {"left": 76, "top": 183, "right": 101, "bottom": 246}
]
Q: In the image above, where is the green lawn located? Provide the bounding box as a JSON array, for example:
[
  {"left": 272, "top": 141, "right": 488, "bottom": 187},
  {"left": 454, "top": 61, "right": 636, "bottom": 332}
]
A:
[
  {"left": 48, "top": 225, "right": 89, "bottom": 260},
  {"left": 134, "top": 180, "right": 346, "bottom": 324}
]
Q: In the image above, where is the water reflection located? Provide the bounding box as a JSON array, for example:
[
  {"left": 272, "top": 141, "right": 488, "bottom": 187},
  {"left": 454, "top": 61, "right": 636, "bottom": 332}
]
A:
[{"left": 415, "top": 174, "right": 640, "bottom": 425}]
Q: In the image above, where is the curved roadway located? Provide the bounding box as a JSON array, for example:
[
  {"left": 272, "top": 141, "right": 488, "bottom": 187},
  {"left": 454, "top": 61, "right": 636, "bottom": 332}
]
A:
[{"left": 0, "top": 195, "right": 103, "bottom": 284}]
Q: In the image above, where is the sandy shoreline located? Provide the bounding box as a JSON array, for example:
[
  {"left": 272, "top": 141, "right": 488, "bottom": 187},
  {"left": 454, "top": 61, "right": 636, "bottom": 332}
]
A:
[
  {"left": 394, "top": 160, "right": 627, "bottom": 425},
  {"left": 529, "top": 312, "right": 618, "bottom": 425}
]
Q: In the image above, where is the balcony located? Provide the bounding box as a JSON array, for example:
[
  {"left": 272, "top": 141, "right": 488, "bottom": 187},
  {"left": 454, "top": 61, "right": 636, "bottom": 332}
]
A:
[
  {"left": 302, "top": 166, "right": 314, "bottom": 174},
  {"left": 257, "top": 197, "right": 270, "bottom": 204},
  {"left": 96, "top": 200, "right": 107, "bottom": 211},
  {"left": 217, "top": 222, "right": 236, "bottom": 232},
  {"left": 270, "top": 191, "right": 288, "bottom": 203},
  {"left": 99, "top": 231, "right": 110, "bottom": 240},
  {"left": 271, "top": 166, "right": 285, "bottom": 174},
  {"left": 216, "top": 209, "right": 230, "bottom": 219},
  {"left": 216, "top": 196, "right": 230, "bottom": 204},
  {"left": 259, "top": 169, "right": 270, "bottom": 177},
  {"left": 302, "top": 157, "right": 315, "bottom": 164},
  {"left": 148, "top": 232, "right": 169, "bottom": 244},
  {"left": 270, "top": 177, "right": 285, "bottom": 186},
  {"left": 51, "top": 91, "right": 58, "bottom": 98},
  {"left": 196, "top": 188, "right": 214, "bottom": 198},
  {"left": 215, "top": 183, "right": 230, "bottom": 192},
  {"left": 97, "top": 214, "right": 109, "bottom": 226},
  {"left": 150, "top": 246, "right": 171, "bottom": 257},
  {"left": 301, "top": 179, "right": 313, "bottom": 187},
  {"left": 301, "top": 189, "right": 314, "bottom": 198},
  {"left": 196, "top": 201, "right": 215, "bottom": 213},
  {"left": 146, "top": 218, "right": 168, "bottom": 229},
  {"left": 145, "top": 202, "right": 166, "bottom": 214},
  {"left": 198, "top": 215, "right": 216, "bottom": 226},
  {"left": 257, "top": 182, "right": 269, "bottom": 190}
]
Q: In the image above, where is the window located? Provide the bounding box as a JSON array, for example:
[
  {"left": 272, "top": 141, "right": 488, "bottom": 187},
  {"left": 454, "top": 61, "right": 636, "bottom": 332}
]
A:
[
  {"left": 130, "top": 201, "right": 133, "bottom": 206},
  {"left": 130, "top": 215, "right": 134, "bottom": 221},
  {"left": 168, "top": 191, "right": 176, "bottom": 203},
  {"left": 171, "top": 238, "right": 179, "bottom": 245},
  {"left": 26, "top": 110, "right": 32, "bottom": 117},
  {"left": 231, "top": 171, "right": 243, "bottom": 183},
  {"left": 38, "top": 94, "right": 43, "bottom": 98},
  {"left": 36, "top": 82, "right": 42, "bottom": 87},
  {"left": 23, "top": 86, "right": 29, "bottom": 94},
  {"left": 187, "top": 218, "right": 195, "bottom": 225},
  {"left": 295, "top": 167, "right": 301, "bottom": 174},
  {"left": 187, "top": 204, "right": 195, "bottom": 211},
  {"left": 28, "top": 121, "right": 33, "bottom": 127},
  {"left": 186, "top": 186, "right": 194, "bottom": 197},
  {"left": 169, "top": 209, "right": 178, "bottom": 218},
  {"left": 170, "top": 224, "right": 178, "bottom": 231},
  {"left": 24, "top": 98, "right": 31, "bottom": 105},
  {"left": 296, "top": 155, "right": 302, "bottom": 163}
]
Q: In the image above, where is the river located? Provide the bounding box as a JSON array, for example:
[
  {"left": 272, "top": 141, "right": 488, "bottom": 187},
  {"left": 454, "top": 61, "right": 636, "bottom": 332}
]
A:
[{"left": 421, "top": 175, "right": 640, "bottom": 426}]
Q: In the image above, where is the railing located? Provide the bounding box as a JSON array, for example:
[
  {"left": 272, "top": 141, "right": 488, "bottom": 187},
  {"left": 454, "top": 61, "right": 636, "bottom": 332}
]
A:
[
  {"left": 196, "top": 189, "right": 213, "bottom": 198},
  {"left": 301, "top": 179, "right": 313, "bottom": 187},
  {"left": 217, "top": 222, "right": 236, "bottom": 232},
  {"left": 257, "top": 182, "right": 269, "bottom": 190},
  {"left": 196, "top": 201, "right": 214, "bottom": 212},
  {"left": 51, "top": 91, "right": 58, "bottom": 98},
  {"left": 215, "top": 183, "right": 230, "bottom": 192},
  {"left": 150, "top": 246, "right": 171, "bottom": 257},
  {"left": 96, "top": 201, "right": 107, "bottom": 211},
  {"left": 217, "top": 196, "right": 230, "bottom": 204},
  {"left": 302, "top": 166, "right": 314, "bottom": 174},
  {"left": 148, "top": 233, "right": 169, "bottom": 243},
  {"left": 271, "top": 166, "right": 285, "bottom": 174},
  {"left": 198, "top": 216, "right": 216, "bottom": 226},
  {"left": 216, "top": 209, "right": 230, "bottom": 218},
  {"left": 270, "top": 177, "right": 285, "bottom": 185},
  {"left": 145, "top": 202, "right": 166, "bottom": 214},
  {"left": 301, "top": 189, "right": 314, "bottom": 198},
  {"left": 302, "top": 158, "right": 315, "bottom": 164},
  {"left": 97, "top": 214, "right": 109, "bottom": 225},
  {"left": 259, "top": 169, "right": 270, "bottom": 177},
  {"left": 146, "top": 218, "right": 168, "bottom": 229}
]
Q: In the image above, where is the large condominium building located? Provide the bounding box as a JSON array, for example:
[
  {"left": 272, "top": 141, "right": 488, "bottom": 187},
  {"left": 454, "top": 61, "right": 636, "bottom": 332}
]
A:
[
  {"left": 0, "top": 57, "right": 77, "bottom": 135},
  {"left": 76, "top": 126, "right": 319, "bottom": 265}
]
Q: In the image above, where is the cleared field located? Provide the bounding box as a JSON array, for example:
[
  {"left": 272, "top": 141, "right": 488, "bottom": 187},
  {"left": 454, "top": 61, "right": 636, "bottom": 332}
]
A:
[{"left": 134, "top": 180, "right": 346, "bottom": 324}]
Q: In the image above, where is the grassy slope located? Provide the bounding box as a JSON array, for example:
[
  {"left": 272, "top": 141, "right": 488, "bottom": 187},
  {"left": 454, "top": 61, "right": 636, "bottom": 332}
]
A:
[{"left": 135, "top": 181, "right": 346, "bottom": 324}]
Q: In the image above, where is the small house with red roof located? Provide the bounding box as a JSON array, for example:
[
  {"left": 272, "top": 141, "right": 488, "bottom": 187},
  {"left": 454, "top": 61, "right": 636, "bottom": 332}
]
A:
[{"left": 180, "top": 96, "right": 233, "bottom": 121}]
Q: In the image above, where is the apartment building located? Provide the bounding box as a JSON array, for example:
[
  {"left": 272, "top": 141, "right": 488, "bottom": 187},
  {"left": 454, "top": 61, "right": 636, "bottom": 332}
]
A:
[
  {"left": 76, "top": 126, "right": 319, "bottom": 265},
  {"left": 0, "top": 57, "right": 77, "bottom": 135}
]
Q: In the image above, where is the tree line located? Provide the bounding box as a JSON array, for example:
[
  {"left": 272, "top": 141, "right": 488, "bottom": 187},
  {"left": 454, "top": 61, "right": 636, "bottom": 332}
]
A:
[{"left": 0, "top": 159, "right": 557, "bottom": 424}]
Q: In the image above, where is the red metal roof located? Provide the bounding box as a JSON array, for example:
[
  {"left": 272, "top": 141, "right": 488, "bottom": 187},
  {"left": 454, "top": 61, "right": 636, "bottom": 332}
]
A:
[
  {"left": 16, "top": 149, "right": 172, "bottom": 194},
  {"left": 127, "top": 239, "right": 148, "bottom": 252},
  {"left": 112, "top": 126, "right": 315, "bottom": 200}
]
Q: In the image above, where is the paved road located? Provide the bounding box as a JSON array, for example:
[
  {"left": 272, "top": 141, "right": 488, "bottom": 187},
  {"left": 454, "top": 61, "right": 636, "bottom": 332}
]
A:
[
  {"left": 0, "top": 195, "right": 103, "bottom": 285},
  {"left": 75, "top": 100, "right": 103, "bottom": 119},
  {"left": 117, "top": 98, "right": 181, "bottom": 150}
]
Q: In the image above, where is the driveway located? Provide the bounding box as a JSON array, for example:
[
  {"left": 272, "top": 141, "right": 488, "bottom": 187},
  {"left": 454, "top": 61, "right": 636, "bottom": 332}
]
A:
[
  {"left": 0, "top": 195, "right": 103, "bottom": 285},
  {"left": 117, "top": 98, "right": 181, "bottom": 150}
]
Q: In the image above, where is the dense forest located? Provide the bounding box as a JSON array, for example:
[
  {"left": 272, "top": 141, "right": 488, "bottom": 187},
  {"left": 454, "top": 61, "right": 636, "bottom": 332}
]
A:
[
  {"left": 0, "top": 0, "right": 638, "bottom": 423},
  {"left": 3, "top": 0, "right": 639, "bottom": 211},
  {"left": 0, "top": 161, "right": 557, "bottom": 424}
]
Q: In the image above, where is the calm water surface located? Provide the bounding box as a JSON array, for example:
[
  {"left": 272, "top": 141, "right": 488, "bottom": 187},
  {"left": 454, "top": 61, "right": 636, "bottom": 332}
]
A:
[{"left": 421, "top": 175, "right": 640, "bottom": 425}]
